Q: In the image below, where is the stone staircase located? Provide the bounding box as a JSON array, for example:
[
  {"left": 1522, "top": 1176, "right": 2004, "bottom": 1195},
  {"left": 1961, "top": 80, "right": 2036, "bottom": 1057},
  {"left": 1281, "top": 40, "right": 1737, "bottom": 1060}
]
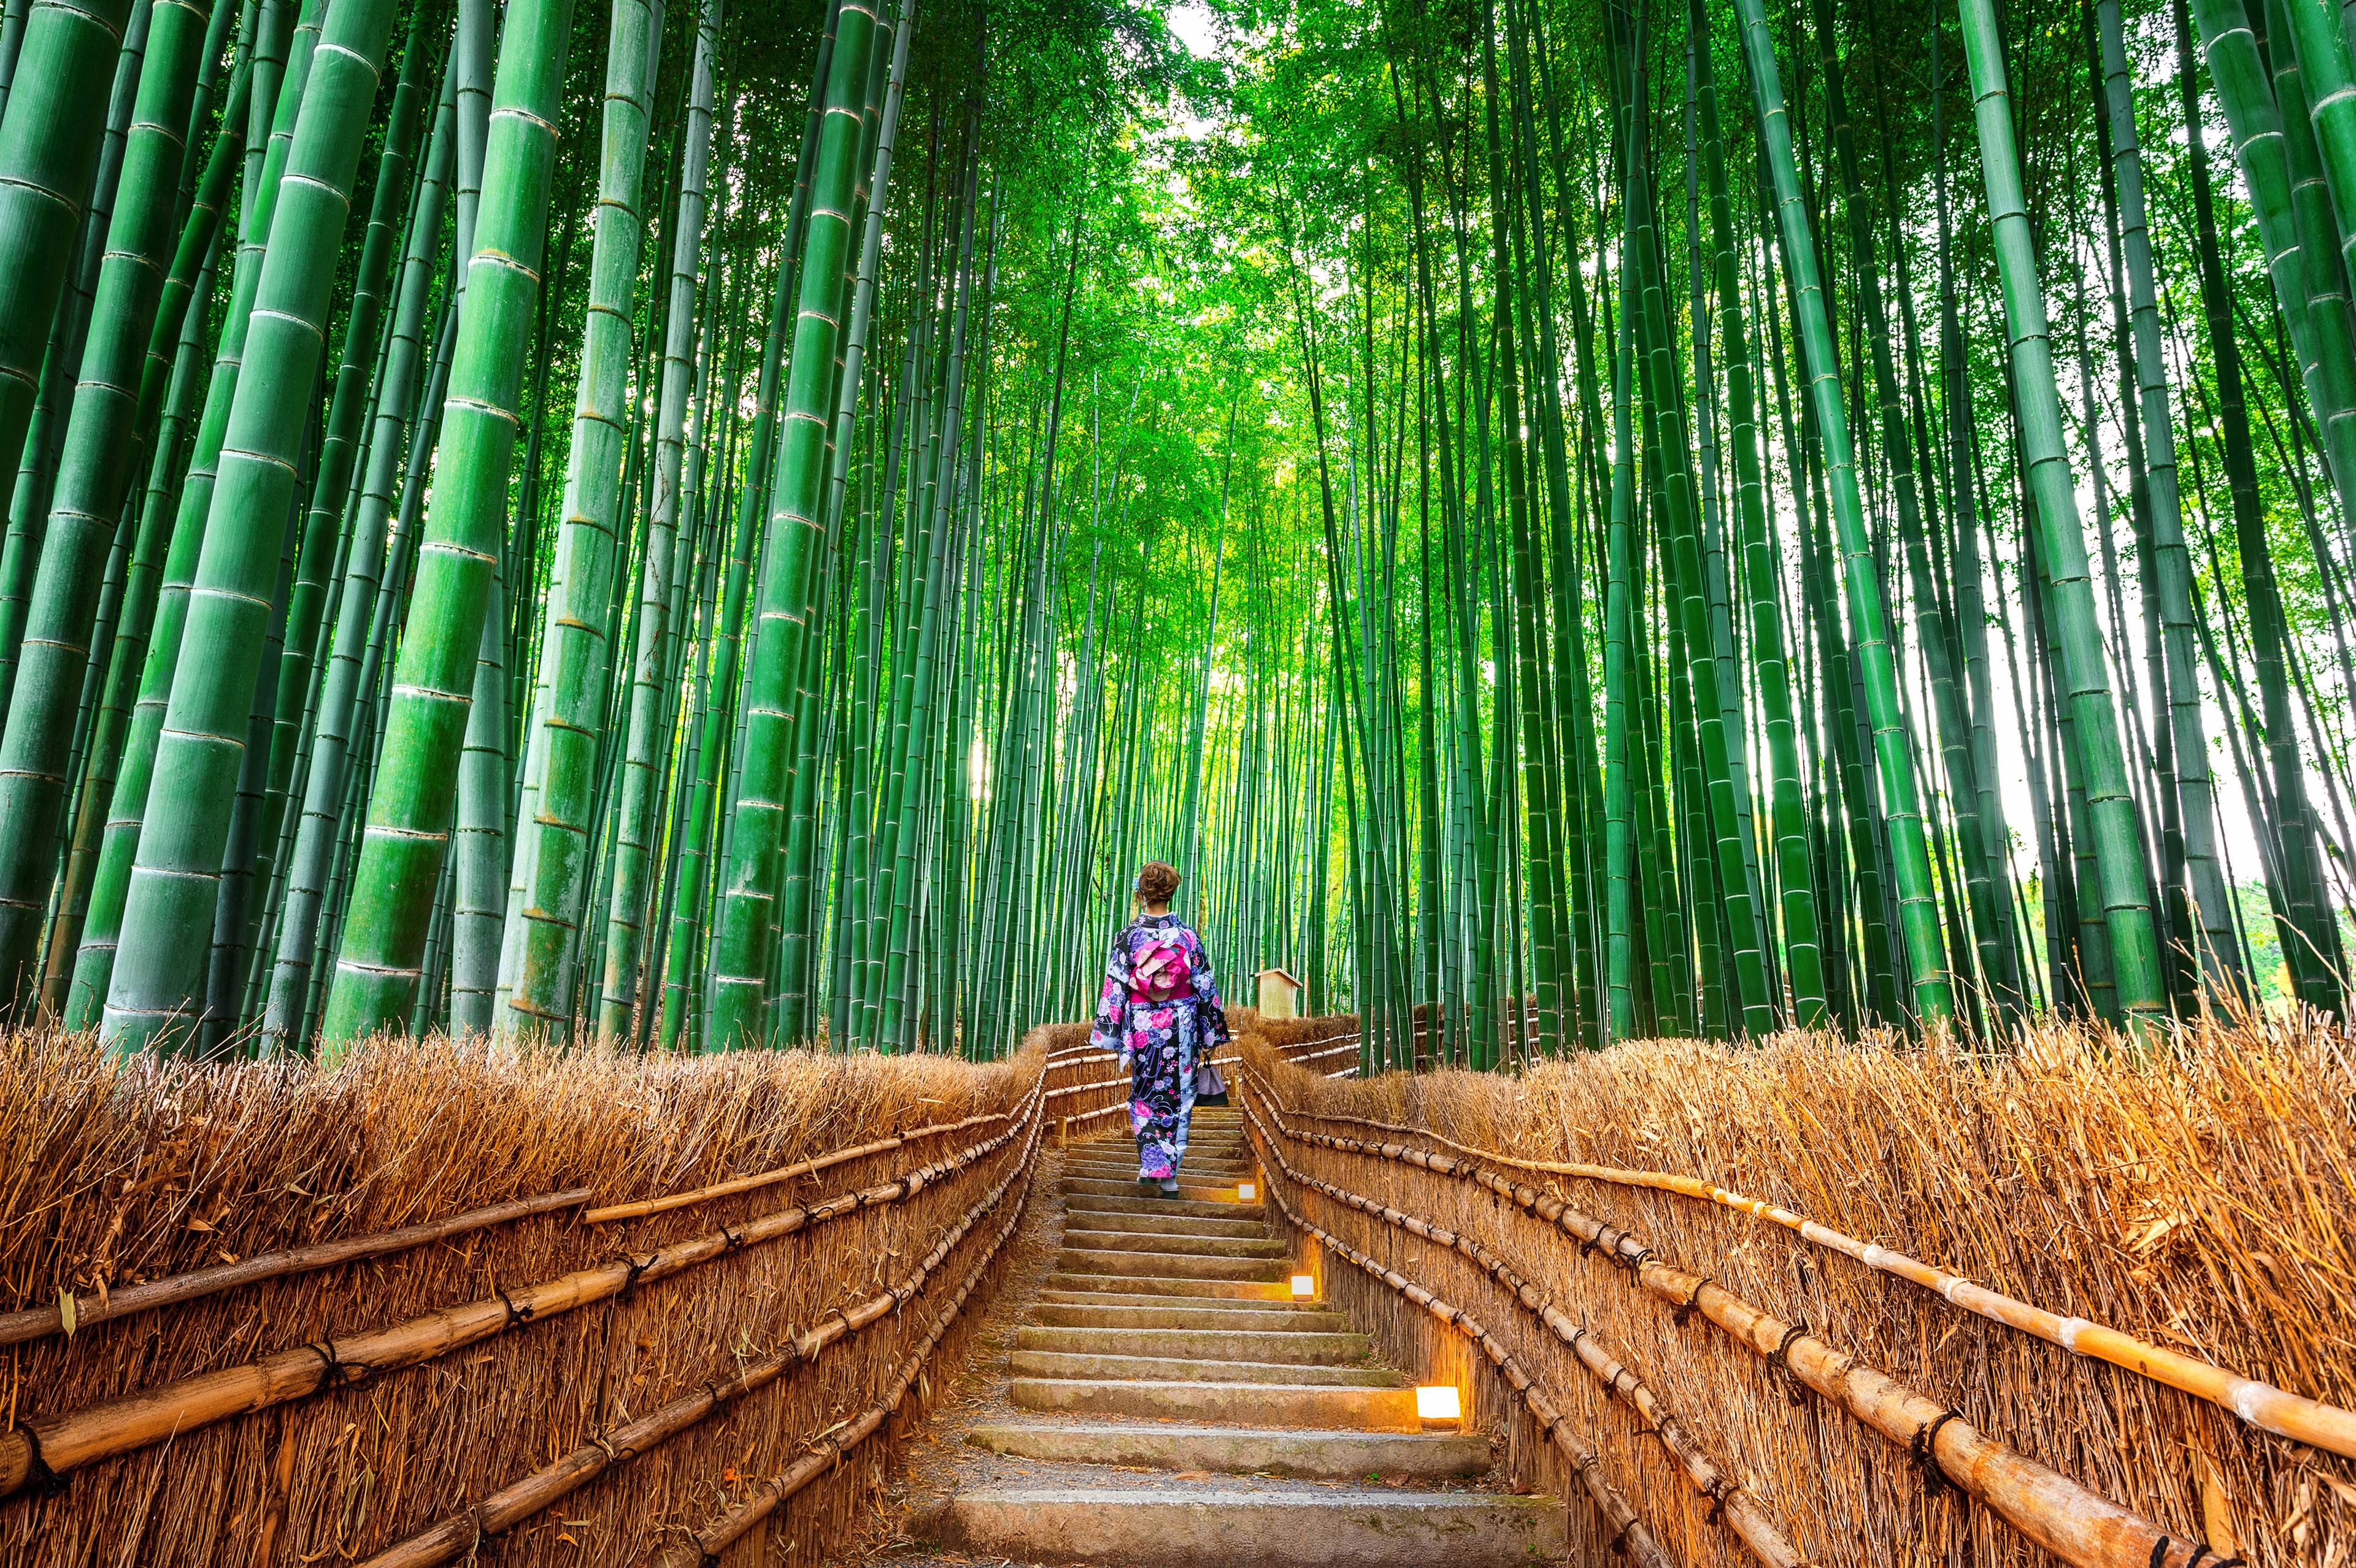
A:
[{"left": 904, "top": 1110, "right": 1568, "bottom": 1566}]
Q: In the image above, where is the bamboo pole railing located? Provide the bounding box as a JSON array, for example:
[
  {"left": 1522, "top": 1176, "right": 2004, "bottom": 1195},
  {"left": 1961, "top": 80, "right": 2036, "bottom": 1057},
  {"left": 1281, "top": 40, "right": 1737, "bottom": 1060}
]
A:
[
  {"left": 0, "top": 1185, "right": 595, "bottom": 1349},
  {"left": 0, "top": 1087, "right": 1042, "bottom": 1500},
  {"left": 1233, "top": 1095, "right": 1673, "bottom": 1567},
  {"left": 1237, "top": 1080, "right": 1804, "bottom": 1568},
  {"left": 1252, "top": 1086, "right": 2238, "bottom": 1568},
  {"left": 581, "top": 1092, "right": 1032, "bottom": 1223},
  {"left": 645, "top": 1198, "right": 1017, "bottom": 1567},
  {"left": 1277, "top": 1097, "right": 2356, "bottom": 1461},
  {"left": 358, "top": 1112, "right": 1042, "bottom": 1568}
]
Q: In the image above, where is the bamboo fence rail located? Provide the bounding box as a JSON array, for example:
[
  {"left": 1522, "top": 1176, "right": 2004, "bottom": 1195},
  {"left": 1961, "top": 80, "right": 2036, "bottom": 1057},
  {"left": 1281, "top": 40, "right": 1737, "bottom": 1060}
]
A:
[
  {"left": 644, "top": 1204, "right": 1012, "bottom": 1568},
  {"left": 0, "top": 1028, "right": 1046, "bottom": 1566},
  {"left": 1, "top": 1088, "right": 1039, "bottom": 1499},
  {"left": 1249, "top": 1153, "right": 1677, "bottom": 1568},
  {"left": 1235, "top": 1080, "right": 1804, "bottom": 1568},
  {"left": 1246, "top": 1019, "right": 2356, "bottom": 1567},
  {"left": 0, "top": 1185, "right": 595, "bottom": 1348},
  {"left": 1276, "top": 1100, "right": 2356, "bottom": 1459},
  {"left": 581, "top": 1092, "right": 1032, "bottom": 1223},
  {"left": 359, "top": 1118, "right": 1040, "bottom": 1567},
  {"left": 1245, "top": 1060, "right": 2234, "bottom": 1568}
]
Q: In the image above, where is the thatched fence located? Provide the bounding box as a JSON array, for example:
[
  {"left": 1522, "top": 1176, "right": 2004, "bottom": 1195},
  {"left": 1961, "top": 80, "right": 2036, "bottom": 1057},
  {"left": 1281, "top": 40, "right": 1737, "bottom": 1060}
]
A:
[
  {"left": 7, "top": 1009, "right": 2348, "bottom": 1567},
  {"left": 0, "top": 1017, "right": 1364, "bottom": 1567},
  {"left": 0, "top": 1028, "right": 1047, "bottom": 1567},
  {"left": 1238, "top": 1011, "right": 2356, "bottom": 1568}
]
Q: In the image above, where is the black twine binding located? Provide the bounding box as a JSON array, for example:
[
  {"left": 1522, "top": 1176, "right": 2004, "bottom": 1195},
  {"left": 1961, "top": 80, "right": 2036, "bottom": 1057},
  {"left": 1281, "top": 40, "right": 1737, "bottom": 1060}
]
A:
[
  {"left": 1704, "top": 1478, "right": 1734, "bottom": 1525},
  {"left": 619, "top": 1255, "right": 652, "bottom": 1303},
  {"left": 16, "top": 1427, "right": 66, "bottom": 1498},
  {"left": 1769, "top": 1320, "right": 1809, "bottom": 1404},
  {"left": 1911, "top": 1409, "right": 1962, "bottom": 1496},
  {"left": 305, "top": 1340, "right": 348, "bottom": 1388},
  {"left": 1674, "top": 1275, "right": 1711, "bottom": 1326}
]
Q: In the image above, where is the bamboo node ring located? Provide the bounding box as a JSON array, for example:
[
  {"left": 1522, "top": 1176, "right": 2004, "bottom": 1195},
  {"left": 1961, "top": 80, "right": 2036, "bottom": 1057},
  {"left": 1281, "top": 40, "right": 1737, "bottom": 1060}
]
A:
[
  {"left": 1673, "top": 1275, "right": 1711, "bottom": 1326},
  {"left": 1769, "top": 1320, "right": 1809, "bottom": 1404},
  {"left": 1911, "top": 1408, "right": 1962, "bottom": 1496}
]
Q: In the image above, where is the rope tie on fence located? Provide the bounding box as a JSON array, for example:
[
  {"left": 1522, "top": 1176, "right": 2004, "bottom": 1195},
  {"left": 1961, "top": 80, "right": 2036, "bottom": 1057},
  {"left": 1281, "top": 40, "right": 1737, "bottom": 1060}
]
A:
[
  {"left": 1673, "top": 1274, "right": 1710, "bottom": 1325},
  {"left": 302, "top": 1340, "right": 348, "bottom": 1389},
  {"left": 1910, "top": 1408, "right": 1962, "bottom": 1496},
  {"left": 619, "top": 1254, "right": 652, "bottom": 1303},
  {"left": 1704, "top": 1475, "right": 1734, "bottom": 1525},
  {"left": 1769, "top": 1320, "right": 1809, "bottom": 1404},
  {"left": 493, "top": 1284, "right": 529, "bottom": 1328},
  {"left": 2164, "top": 1544, "right": 2242, "bottom": 1568}
]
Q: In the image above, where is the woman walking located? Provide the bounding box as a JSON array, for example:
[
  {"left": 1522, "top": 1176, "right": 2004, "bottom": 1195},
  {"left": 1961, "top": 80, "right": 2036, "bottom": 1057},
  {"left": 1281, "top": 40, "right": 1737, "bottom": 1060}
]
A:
[{"left": 1088, "top": 861, "right": 1230, "bottom": 1194}]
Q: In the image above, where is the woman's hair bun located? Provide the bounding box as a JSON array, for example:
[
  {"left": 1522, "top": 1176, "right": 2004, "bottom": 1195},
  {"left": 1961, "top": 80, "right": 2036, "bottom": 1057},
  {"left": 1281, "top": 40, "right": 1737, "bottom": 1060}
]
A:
[{"left": 1136, "top": 861, "right": 1180, "bottom": 904}]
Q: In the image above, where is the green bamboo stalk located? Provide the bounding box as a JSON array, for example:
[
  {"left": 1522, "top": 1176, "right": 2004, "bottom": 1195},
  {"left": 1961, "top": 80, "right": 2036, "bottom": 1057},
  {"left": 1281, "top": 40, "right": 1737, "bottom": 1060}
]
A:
[{"left": 317, "top": 0, "right": 576, "bottom": 1047}]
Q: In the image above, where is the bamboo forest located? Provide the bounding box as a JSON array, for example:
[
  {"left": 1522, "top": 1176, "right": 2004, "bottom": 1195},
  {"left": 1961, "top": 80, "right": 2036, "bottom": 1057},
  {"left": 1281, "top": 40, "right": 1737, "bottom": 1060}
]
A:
[{"left": 0, "top": 0, "right": 2350, "bottom": 1069}]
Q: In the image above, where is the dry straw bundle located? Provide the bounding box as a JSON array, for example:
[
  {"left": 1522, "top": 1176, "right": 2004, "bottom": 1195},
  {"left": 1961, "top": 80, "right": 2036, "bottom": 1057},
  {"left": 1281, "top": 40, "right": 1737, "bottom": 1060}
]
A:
[
  {"left": 0, "top": 1024, "right": 1040, "bottom": 1567},
  {"left": 1243, "top": 1011, "right": 2356, "bottom": 1568}
]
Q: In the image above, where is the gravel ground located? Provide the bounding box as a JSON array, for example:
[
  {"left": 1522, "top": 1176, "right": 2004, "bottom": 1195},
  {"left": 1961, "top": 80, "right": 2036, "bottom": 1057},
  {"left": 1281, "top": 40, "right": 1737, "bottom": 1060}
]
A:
[{"left": 822, "top": 1134, "right": 1516, "bottom": 1568}]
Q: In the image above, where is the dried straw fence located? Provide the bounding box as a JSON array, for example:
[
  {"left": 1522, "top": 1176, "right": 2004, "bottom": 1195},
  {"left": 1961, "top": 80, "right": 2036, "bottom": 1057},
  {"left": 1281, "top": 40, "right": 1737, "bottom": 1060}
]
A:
[
  {"left": 1238, "top": 1012, "right": 2356, "bottom": 1568},
  {"left": 0, "top": 1027, "right": 1046, "bottom": 1567}
]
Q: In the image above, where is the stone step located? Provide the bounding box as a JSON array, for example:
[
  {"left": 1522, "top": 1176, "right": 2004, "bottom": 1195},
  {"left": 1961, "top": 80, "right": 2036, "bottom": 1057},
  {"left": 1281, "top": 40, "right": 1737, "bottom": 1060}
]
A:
[
  {"left": 1063, "top": 1176, "right": 1245, "bottom": 1204},
  {"left": 1007, "top": 1348, "right": 1407, "bottom": 1386},
  {"left": 1064, "top": 1192, "right": 1262, "bottom": 1222},
  {"left": 1041, "top": 1280, "right": 1310, "bottom": 1299},
  {"left": 964, "top": 1422, "right": 1493, "bottom": 1481},
  {"left": 1031, "top": 1301, "right": 1352, "bottom": 1333},
  {"left": 1009, "top": 1377, "right": 1422, "bottom": 1431},
  {"left": 1071, "top": 1136, "right": 1249, "bottom": 1156},
  {"left": 1059, "top": 1209, "right": 1270, "bottom": 1240},
  {"left": 1061, "top": 1228, "right": 1285, "bottom": 1259},
  {"left": 1016, "top": 1324, "right": 1373, "bottom": 1365},
  {"left": 915, "top": 1486, "right": 1564, "bottom": 1568},
  {"left": 1064, "top": 1148, "right": 1263, "bottom": 1172},
  {"left": 1057, "top": 1247, "right": 1285, "bottom": 1282}
]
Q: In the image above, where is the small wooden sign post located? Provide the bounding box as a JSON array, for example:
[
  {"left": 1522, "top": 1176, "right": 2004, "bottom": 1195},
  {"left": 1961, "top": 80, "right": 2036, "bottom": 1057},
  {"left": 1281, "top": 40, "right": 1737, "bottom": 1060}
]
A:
[{"left": 1255, "top": 966, "right": 1304, "bottom": 1020}]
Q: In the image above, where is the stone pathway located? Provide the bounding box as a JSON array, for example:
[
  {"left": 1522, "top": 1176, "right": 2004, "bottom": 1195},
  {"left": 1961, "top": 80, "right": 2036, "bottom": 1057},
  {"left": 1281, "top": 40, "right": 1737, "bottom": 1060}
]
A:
[{"left": 835, "top": 1112, "right": 1568, "bottom": 1567}]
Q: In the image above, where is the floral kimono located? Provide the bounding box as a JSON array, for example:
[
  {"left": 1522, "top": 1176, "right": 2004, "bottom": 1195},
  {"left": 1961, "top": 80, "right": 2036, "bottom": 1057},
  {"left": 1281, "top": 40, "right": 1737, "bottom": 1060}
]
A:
[{"left": 1088, "top": 913, "right": 1231, "bottom": 1182}]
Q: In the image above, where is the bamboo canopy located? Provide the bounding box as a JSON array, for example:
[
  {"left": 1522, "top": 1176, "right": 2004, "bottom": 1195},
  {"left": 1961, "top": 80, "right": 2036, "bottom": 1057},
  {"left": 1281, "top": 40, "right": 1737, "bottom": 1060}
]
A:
[{"left": 0, "top": 0, "right": 2338, "bottom": 1061}]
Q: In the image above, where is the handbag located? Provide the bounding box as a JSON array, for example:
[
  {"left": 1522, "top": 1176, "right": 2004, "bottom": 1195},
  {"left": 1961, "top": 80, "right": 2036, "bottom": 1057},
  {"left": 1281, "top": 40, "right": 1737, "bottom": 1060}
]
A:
[{"left": 1193, "top": 1055, "right": 1230, "bottom": 1106}]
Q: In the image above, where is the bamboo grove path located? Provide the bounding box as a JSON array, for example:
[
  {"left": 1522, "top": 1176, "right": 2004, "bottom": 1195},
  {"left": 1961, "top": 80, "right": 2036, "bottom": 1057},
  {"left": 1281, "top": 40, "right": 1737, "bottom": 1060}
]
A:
[
  {"left": 864, "top": 1113, "right": 1564, "bottom": 1568},
  {"left": 1, "top": 1013, "right": 2348, "bottom": 1565}
]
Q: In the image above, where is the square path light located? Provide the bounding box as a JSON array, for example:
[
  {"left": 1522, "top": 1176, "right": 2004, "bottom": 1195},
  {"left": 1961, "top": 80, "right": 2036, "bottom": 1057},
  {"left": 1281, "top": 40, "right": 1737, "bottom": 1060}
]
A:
[
  {"left": 1291, "top": 1274, "right": 1316, "bottom": 1298},
  {"left": 1416, "top": 1385, "right": 1463, "bottom": 1424}
]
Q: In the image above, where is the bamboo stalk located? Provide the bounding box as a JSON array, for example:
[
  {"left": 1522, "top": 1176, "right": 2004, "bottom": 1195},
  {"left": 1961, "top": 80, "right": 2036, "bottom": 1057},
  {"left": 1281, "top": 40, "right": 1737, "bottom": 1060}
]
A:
[
  {"left": 0, "top": 1185, "right": 591, "bottom": 1349},
  {"left": 1265, "top": 1092, "right": 2356, "bottom": 1459}
]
